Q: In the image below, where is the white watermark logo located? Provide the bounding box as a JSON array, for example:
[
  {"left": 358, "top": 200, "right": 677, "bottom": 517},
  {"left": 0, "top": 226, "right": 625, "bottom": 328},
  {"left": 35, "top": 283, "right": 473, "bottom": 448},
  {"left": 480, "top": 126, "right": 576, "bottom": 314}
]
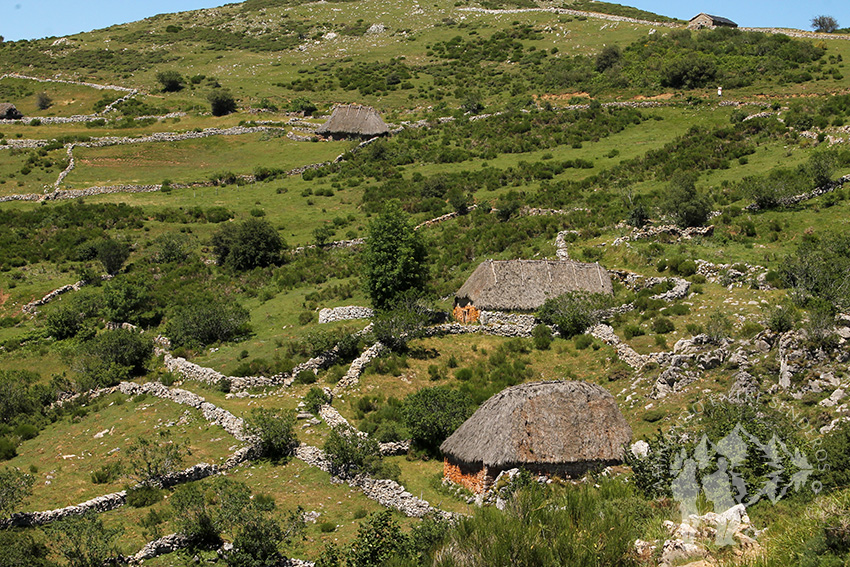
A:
[{"left": 670, "top": 423, "right": 816, "bottom": 546}]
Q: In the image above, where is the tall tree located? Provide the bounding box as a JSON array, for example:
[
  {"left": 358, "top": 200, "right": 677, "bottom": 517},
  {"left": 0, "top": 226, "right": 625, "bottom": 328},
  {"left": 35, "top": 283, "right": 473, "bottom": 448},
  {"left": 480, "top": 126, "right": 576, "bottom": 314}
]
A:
[
  {"left": 811, "top": 15, "right": 839, "bottom": 32},
  {"left": 362, "top": 202, "right": 428, "bottom": 310}
]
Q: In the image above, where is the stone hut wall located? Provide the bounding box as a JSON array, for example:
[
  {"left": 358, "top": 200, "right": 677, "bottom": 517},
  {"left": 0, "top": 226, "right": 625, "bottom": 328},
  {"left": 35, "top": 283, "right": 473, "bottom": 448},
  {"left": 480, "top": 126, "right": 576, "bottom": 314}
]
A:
[
  {"left": 453, "top": 304, "right": 480, "bottom": 324},
  {"left": 443, "top": 459, "right": 491, "bottom": 493}
]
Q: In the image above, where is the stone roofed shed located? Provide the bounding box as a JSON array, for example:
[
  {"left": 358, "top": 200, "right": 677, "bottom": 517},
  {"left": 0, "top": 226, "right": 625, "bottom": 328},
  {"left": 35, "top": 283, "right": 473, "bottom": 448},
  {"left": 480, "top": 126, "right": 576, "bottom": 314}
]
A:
[
  {"left": 316, "top": 104, "right": 389, "bottom": 140},
  {"left": 453, "top": 259, "right": 613, "bottom": 323},
  {"left": 687, "top": 13, "right": 738, "bottom": 30},
  {"left": 0, "top": 103, "right": 23, "bottom": 120},
  {"left": 440, "top": 380, "right": 632, "bottom": 493}
]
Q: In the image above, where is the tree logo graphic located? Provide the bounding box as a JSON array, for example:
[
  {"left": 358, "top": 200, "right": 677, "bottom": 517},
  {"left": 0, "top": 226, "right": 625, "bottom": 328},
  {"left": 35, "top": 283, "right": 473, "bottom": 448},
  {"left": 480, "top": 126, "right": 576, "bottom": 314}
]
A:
[{"left": 670, "top": 423, "right": 815, "bottom": 545}]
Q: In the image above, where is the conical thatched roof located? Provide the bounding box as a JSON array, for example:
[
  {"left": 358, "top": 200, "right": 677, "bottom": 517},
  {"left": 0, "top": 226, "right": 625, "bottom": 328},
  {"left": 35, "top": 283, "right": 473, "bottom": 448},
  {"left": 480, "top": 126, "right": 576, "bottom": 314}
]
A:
[
  {"left": 440, "top": 381, "right": 631, "bottom": 469},
  {"left": 316, "top": 104, "right": 388, "bottom": 138},
  {"left": 455, "top": 259, "right": 613, "bottom": 312},
  {"left": 0, "top": 103, "right": 22, "bottom": 120}
]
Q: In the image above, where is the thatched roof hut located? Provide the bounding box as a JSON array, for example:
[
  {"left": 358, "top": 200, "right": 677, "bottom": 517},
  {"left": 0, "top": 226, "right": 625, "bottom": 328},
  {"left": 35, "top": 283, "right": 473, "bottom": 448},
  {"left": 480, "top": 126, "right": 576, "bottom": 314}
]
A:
[
  {"left": 316, "top": 104, "right": 389, "bottom": 139},
  {"left": 455, "top": 260, "right": 612, "bottom": 316},
  {"left": 441, "top": 380, "right": 631, "bottom": 492},
  {"left": 0, "top": 103, "right": 23, "bottom": 120}
]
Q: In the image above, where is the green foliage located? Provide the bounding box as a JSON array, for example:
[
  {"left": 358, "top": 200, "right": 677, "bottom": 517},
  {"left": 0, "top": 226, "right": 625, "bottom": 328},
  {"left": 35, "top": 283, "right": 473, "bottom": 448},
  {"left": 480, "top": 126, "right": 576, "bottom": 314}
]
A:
[
  {"left": 90, "top": 462, "right": 122, "bottom": 485},
  {"left": 304, "top": 387, "right": 330, "bottom": 415},
  {"left": 346, "top": 511, "right": 408, "bottom": 567},
  {"left": 77, "top": 329, "right": 153, "bottom": 387},
  {"left": 537, "top": 291, "right": 611, "bottom": 338},
  {"left": 45, "top": 304, "right": 82, "bottom": 339},
  {"left": 126, "top": 431, "right": 185, "bottom": 486},
  {"left": 781, "top": 232, "right": 850, "bottom": 310},
  {"left": 208, "top": 88, "right": 237, "bottom": 116},
  {"left": 812, "top": 15, "right": 839, "bottom": 33},
  {"left": 371, "top": 292, "right": 433, "bottom": 352},
  {"left": 212, "top": 218, "right": 284, "bottom": 271},
  {"left": 651, "top": 317, "right": 675, "bottom": 334},
  {"left": 0, "top": 467, "right": 34, "bottom": 516},
  {"left": 819, "top": 421, "right": 850, "bottom": 490},
  {"left": 0, "top": 530, "right": 54, "bottom": 567},
  {"left": 764, "top": 301, "right": 799, "bottom": 333},
  {"left": 126, "top": 485, "right": 164, "bottom": 508},
  {"left": 167, "top": 297, "right": 250, "bottom": 347},
  {"left": 245, "top": 408, "right": 297, "bottom": 463},
  {"left": 532, "top": 323, "right": 552, "bottom": 350},
  {"left": 101, "top": 276, "right": 155, "bottom": 326},
  {"left": 662, "top": 172, "right": 711, "bottom": 228},
  {"left": 402, "top": 386, "right": 473, "bottom": 452},
  {"left": 48, "top": 513, "right": 123, "bottom": 567},
  {"left": 362, "top": 202, "right": 428, "bottom": 310},
  {"left": 705, "top": 310, "right": 733, "bottom": 344},
  {"left": 323, "top": 425, "right": 384, "bottom": 479},
  {"left": 151, "top": 232, "right": 193, "bottom": 264},
  {"left": 156, "top": 70, "right": 184, "bottom": 92},
  {"left": 35, "top": 91, "right": 52, "bottom": 110},
  {"left": 288, "top": 97, "right": 317, "bottom": 115},
  {"left": 95, "top": 237, "right": 130, "bottom": 275}
]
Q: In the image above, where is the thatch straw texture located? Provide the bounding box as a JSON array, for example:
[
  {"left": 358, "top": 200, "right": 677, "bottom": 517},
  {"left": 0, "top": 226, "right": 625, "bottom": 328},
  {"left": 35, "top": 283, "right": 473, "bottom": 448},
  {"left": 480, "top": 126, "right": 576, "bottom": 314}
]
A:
[
  {"left": 0, "top": 103, "right": 22, "bottom": 119},
  {"left": 455, "top": 260, "right": 613, "bottom": 311},
  {"left": 440, "top": 380, "right": 631, "bottom": 469},
  {"left": 316, "top": 104, "right": 388, "bottom": 138}
]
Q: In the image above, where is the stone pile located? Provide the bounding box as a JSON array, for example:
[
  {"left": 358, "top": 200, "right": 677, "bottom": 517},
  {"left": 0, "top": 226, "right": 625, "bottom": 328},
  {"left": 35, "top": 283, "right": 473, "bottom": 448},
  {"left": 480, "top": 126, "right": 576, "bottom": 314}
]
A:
[
  {"left": 588, "top": 324, "right": 646, "bottom": 369},
  {"left": 478, "top": 311, "right": 537, "bottom": 329},
  {"left": 131, "top": 533, "right": 190, "bottom": 563},
  {"left": 318, "top": 305, "right": 374, "bottom": 324},
  {"left": 695, "top": 259, "right": 769, "bottom": 289}
]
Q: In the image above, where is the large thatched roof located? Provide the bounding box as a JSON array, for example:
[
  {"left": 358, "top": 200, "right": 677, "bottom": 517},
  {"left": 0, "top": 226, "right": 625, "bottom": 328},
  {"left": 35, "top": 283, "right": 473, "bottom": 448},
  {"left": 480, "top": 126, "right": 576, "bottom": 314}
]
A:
[
  {"left": 455, "top": 259, "right": 613, "bottom": 311},
  {"left": 440, "top": 381, "right": 631, "bottom": 469},
  {"left": 0, "top": 103, "right": 22, "bottom": 120},
  {"left": 316, "top": 104, "right": 388, "bottom": 138}
]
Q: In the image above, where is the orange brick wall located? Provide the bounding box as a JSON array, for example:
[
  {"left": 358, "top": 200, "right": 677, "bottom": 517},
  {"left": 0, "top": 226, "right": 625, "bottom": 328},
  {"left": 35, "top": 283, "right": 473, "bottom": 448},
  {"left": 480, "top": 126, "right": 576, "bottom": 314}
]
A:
[
  {"left": 453, "top": 304, "right": 480, "bottom": 324},
  {"left": 443, "top": 459, "right": 490, "bottom": 493}
]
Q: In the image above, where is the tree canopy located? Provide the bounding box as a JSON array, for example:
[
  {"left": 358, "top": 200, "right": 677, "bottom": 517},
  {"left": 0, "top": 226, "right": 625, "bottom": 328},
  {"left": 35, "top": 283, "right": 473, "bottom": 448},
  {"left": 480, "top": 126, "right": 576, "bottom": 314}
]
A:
[{"left": 362, "top": 202, "right": 428, "bottom": 310}]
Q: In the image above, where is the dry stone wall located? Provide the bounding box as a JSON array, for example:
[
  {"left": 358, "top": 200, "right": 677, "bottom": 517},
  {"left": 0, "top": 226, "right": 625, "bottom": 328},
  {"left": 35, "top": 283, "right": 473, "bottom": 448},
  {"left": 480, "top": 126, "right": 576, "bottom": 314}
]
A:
[
  {"left": 458, "top": 6, "right": 681, "bottom": 28},
  {"left": 318, "top": 305, "right": 374, "bottom": 324}
]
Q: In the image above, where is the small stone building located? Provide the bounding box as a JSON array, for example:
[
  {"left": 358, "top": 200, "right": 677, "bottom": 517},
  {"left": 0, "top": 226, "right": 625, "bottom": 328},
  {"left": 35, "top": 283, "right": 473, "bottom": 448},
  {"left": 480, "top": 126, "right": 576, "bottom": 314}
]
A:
[
  {"left": 440, "top": 380, "right": 632, "bottom": 493},
  {"left": 0, "top": 103, "right": 23, "bottom": 120},
  {"left": 316, "top": 104, "right": 389, "bottom": 140},
  {"left": 453, "top": 259, "right": 613, "bottom": 323},
  {"left": 687, "top": 13, "right": 738, "bottom": 30}
]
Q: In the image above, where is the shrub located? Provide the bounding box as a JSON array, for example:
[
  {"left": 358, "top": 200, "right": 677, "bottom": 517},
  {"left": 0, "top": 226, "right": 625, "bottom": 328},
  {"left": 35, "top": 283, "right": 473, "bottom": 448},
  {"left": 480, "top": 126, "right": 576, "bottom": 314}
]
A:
[
  {"left": 0, "top": 438, "right": 17, "bottom": 460},
  {"left": 96, "top": 238, "right": 130, "bottom": 274},
  {"left": 211, "top": 218, "right": 284, "bottom": 271},
  {"left": 574, "top": 334, "right": 593, "bottom": 350},
  {"left": 167, "top": 298, "right": 250, "bottom": 347},
  {"left": 662, "top": 172, "right": 711, "bottom": 228},
  {"left": 623, "top": 325, "right": 644, "bottom": 340},
  {"left": 537, "top": 291, "right": 611, "bottom": 338},
  {"left": 126, "top": 433, "right": 185, "bottom": 486},
  {"left": 402, "top": 386, "right": 474, "bottom": 452},
  {"left": 156, "top": 70, "right": 184, "bottom": 92},
  {"left": 35, "top": 92, "right": 52, "bottom": 110},
  {"left": 532, "top": 324, "right": 552, "bottom": 350},
  {"left": 245, "top": 408, "right": 297, "bottom": 462},
  {"left": 304, "top": 387, "right": 329, "bottom": 415},
  {"left": 91, "top": 462, "right": 121, "bottom": 485},
  {"left": 208, "top": 88, "right": 237, "bottom": 116},
  {"left": 45, "top": 305, "right": 82, "bottom": 339},
  {"left": 78, "top": 329, "right": 153, "bottom": 386},
  {"left": 323, "top": 425, "right": 382, "bottom": 478},
  {"left": 126, "top": 485, "right": 163, "bottom": 508},
  {"left": 651, "top": 317, "right": 675, "bottom": 334}
]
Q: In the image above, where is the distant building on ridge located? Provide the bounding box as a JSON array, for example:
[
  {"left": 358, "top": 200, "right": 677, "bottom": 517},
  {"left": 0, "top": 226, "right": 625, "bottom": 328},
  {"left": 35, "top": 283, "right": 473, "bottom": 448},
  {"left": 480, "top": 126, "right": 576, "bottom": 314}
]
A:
[{"left": 688, "top": 13, "right": 738, "bottom": 30}]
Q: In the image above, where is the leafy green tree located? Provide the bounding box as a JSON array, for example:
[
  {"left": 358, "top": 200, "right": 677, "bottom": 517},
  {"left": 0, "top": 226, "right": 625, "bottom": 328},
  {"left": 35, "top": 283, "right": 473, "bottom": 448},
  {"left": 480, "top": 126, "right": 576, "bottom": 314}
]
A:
[
  {"left": 45, "top": 304, "right": 82, "bottom": 339},
  {"left": 48, "top": 513, "right": 123, "bottom": 567},
  {"left": 170, "top": 482, "right": 224, "bottom": 547},
  {"left": 362, "top": 202, "right": 428, "bottom": 310},
  {"left": 35, "top": 92, "right": 52, "bottom": 110},
  {"left": 151, "top": 232, "right": 192, "bottom": 264},
  {"left": 402, "top": 387, "right": 473, "bottom": 452},
  {"left": 101, "top": 276, "right": 152, "bottom": 325},
  {"left": 126, "top": 431, "right": 185, "bottom": 486},
  {"left": 212, "top": 218, "right": 284, "bottom": 271},
  {"left": 245, "top": 408, "right": 297, "bottom": 463},
  {"left": 812, "top": 15, "right": 839, "bottom": 32},
  {"left": 156, "top": 70, "right": 185, "bottom": 92},
  {"left": 0, "top": 531, "right": 54, "bottom": 567},
  {"left": 532, "top": 323, "right": 552, "bottom": 350},
  {"left": 167, "top": 298, "right": 250, "bottom": 347},
  {"left": 95, "top": 237, "right": 130, "bottom": 275},
  {"left": 346, "top": 511, "right": 409, "bottom": 567},
  {"left": 323, "top": 425, "right": 382, "bottom": 478},
  {"left": 781, "top": 232, "right": 850, "bottom": 310},
  {"left": 313, "top": 224, "right": 335, "bottom": 247},
  {"left": 807, "top": 148, "right": 837, "bottom": 187},
  {"left": 371, "top": 291, "right": 433, "bottom": 352},
  {"left": 661, "top": 172, "right": 711, "bottom": 228},
  {"left": 537, "top": 291, "right": 611, "bottom": 338},
  {"left": 595, "top": 44, "right": 621, "bottom": 73},
  {"left": 0, "top": 467, "right": 34, "bottom": 517},
  {"left": 226, "top": 506, "right": 305, "bottom": 567},
  {"left": 208, "top": 88, "right": 237, "bottom": 116},
  {"left": 76, "top": 329, "right": 153, "bottom": 387}
]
